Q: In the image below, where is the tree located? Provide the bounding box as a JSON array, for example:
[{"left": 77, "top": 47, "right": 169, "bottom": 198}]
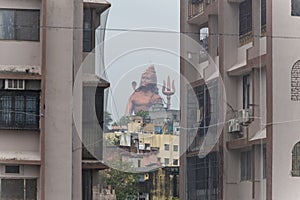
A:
[
  {"left": 99, "top": 161, "right": 139, "bottom": 200},
  {"left": 106, "top": 134, "right": 121, "bottom": 145},
  {"left": 104, "top": 111, "right": 113, "bottom": 132},
  {"left": 111, "top": 121, "right": 118, "bottom": 126},
  {"left": 135, "top": 110, "right": 149, "bottom": 119},
  {"left": 118, "top": 115, "right": 130, "bottom": 126}
]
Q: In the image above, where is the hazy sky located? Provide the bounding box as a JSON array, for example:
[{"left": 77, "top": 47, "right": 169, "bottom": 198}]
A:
[
  {"left": 105, "top": 0, "right": 180, "bottom": 39},
  {"left": 103, "top": 0, "right": 180, "bottom": 122}
]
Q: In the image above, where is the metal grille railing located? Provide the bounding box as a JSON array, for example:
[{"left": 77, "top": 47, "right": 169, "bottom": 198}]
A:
[
  {"left": 0, "top": 90, "right": 40, "bottom": 130},
  {"left": 188, "top": 0, "right": 217, "bottom": 19}
]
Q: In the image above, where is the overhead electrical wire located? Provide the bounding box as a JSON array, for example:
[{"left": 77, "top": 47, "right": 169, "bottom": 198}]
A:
[{"left": 1, "top": 24, "right": 300, "bottom": 40}]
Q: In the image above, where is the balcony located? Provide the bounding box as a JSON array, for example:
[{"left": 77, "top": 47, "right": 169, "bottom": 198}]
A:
[
  {"left": 189, "top": 0, "right": 205, "bottom": 18},
  {"left": 188, "top": 0, "right": 218, "bottom": 25}
]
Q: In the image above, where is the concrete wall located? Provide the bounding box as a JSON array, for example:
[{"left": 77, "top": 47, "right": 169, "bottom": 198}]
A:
[
  {"left": 0, "top": 164, "right": 40, "bottom": 178},
  {"left": 0, "top": 131, "right": 39, "bottom": 152},
  {"left": 272, "top": 0, "right": 300, "bottom": 199},
  {"left": 72, "top": 0, "right": 83, "bottom": 199},
  {"left": 44, "top": 0, "right": 74, "bottom": 199},
  {"left": 0, "top": 0, "right": 41, "bottom": 69}
]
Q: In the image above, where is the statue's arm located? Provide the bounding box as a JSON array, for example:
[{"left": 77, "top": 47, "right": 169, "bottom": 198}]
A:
[{"left": 152, "top": 94, "right": 163, "bottom": 104}]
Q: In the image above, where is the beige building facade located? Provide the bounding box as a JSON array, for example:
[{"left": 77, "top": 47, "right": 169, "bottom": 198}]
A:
[{"left": 0, "top": 0, "right": 110, "bottom": 199}]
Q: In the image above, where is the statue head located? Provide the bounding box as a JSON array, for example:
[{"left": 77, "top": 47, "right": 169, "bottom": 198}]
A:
[{"left": 139, "top": 66, "right": 157, "bottom": 87}]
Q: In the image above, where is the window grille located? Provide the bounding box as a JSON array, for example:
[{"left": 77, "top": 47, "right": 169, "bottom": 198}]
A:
[
  {"left": 239, "top": 0, "right": 252, "bottom": 36},
  {"left": 0, "top": 90, "right": 40, "bottom": 130},
  {"left": 187, "top": 152, "right": 218, "bottom": 200},
  {"left": 291, "top": 60, "right": 300, "bottom": 101},
  {"left": 292, "top": 142, "right": 300, "bottom": 176}
]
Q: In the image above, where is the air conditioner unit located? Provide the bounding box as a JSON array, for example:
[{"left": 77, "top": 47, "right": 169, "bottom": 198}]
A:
[
  {"left": 238, "top": 109, "right": 251, "bottom": 124},
  {"left": 228, "top": 119, "right": 240, "bottom": 133},
  {"left": 4, "top": 79, "right": 25, "bottom": 90}
]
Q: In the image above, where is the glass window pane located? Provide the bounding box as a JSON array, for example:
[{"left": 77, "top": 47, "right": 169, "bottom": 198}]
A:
[
  {"left": 0, "top": 10, "right": 14, "bottom": 40},
  {"left": 292, "top": 0, "right": 300, "bottom": 16},
  {"left": 247, "top": 152, "right": 252, "bottom": 179},
  {"left": 5, "top": 165, "right": 20, "bottom": 173},
  {"left": 296, "top": 143, "right": 300, "bottom": 154},
  {"left": 15, "top": 95, "right": 25, "bottom": 127},
  {"left": 261, "top": 0, "right": 266, "bottom": 25},
  {"left": 173, "top": 159, "right": 178, "bottom": 165},
  {"left": 19, "top": 80, "right": 24, "bottom": 89},
  {"left": 164, "top": 144, "right": 169, "bottom": 151},
  {"left": 239, "top": 0, "right": 252, "bottom": 35},
  {"left": 1, "top": 96, "right": 12, "bottom": 126},
  {"left": 173, "top": 145, "right": 178, "bottom": 151},
  {"left": 15, "top": 10, "right": 40, "bottom": 41},
  {"left": 13, "top": 80, "right": 18, "bottom": 88},
  {"left": 26, "top": 95, "right": 38, "bottom": 127},
  {"left": 0, "top": 91, "right": 39, "bottom": 129},
  {"left": 26, "top": 179, "right": 37, "bottom": 200},
  {"left": 1, "top": 179, "right": 24, "bottom": 200},
  {"left": 164, "top": 158, "right": 169, "bottom": 165},
  {"left": 83, "top": 8, "right": 93, "bottom": 52},
  {"left": 7, "top": 80, "right": 12, "bottom": 88}
]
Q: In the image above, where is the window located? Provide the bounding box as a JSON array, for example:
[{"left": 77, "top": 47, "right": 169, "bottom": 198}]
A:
[
  {"left": 261, "top": 0, "right": 266, "bottom": 26},
  {"left": 243, "top": 74, "right": 251, "bottom": 109},
  {"left": 164, "top": 144, "right": 170, "bottom": 151},
  {"left": 291, "top": 60, "right": 300, "bottom": 101},
  {"left": 187, "top": 152, "right": 218, "bottom": 200},
  {"left": 263, "top": 147, "right": 266, "bottom": 179},
  {"left": 241, "top": 151, "right": 252, "bottom": 181},
  {"left": 145, "top": 143, "right": 150, "bottom": 150},
  {"left": 292, "top": 142, "right": 300, "bottom": 176},
  {"left": 173, "top": 159, "right": 178, "bottom": 165},
  {"left": 154, "top": 126, "right": 162, "bottom": 134},
  {"left": 239, "top": 0, "right": 252, "bottom": 35},
  {"left": 173, "top": 114, "right": 177, "bottom": 120},
  {"left": 164, "top": 158, "right": 169, "bottom": 165},
  {"left": 173, "top": 145, "right": 178, "bottom": 152},
  {"left": 191, "top": 0, "right": 203, "bottom": 4},
  {"left": 5, "top": 165, "right": 20, "bottom": 174},
  {"left": 200, "top": 27, "right": 208, "bottom": 53},
  {"left": 0, "top": 91, "right": 40, "bottom": 129},
  {"left": 292, "top": 0, "right": 300, "bottom": 16},
  {"left": 0, "top": 9, "right": 40, "bottom": 41},
  {"left": 1, "top": 179, "right": 37, "bottom": 200},
  {"left": 5, "top": 79, "right": 25, "bottom": 90},
  {"left": 83, "top": 8, "right": 93, "bottom": 52}
]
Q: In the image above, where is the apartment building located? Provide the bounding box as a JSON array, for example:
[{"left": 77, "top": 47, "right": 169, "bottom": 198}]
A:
[
  {"left": 0, "top": 0, "right": 110, "bottom": 199},
  {"left": 180, "top": 0, "right": 300, "bottom": 199}
]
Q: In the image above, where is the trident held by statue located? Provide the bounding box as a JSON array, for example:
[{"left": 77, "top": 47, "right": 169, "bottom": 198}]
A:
[{"left": 162, "top": 76, "right": 175, "bottom": 110}]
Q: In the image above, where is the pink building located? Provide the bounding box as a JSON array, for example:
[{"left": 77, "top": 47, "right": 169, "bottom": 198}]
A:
[
  {"left": 0, "top": 0, "right": 110, "bottom": 199},
  {"left": 180, "top": 0, "right": 300, "bottom": 199}
]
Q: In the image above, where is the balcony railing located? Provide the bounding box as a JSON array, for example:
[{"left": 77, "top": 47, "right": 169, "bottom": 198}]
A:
[
  {"left": 239, "top": 31, "right": 253, "bottom": 46},
  {"left": 261, "top": 24, "right": 266, "bottom": 37},
  {"left": 188, "top": 0, "right": 217, "bottom": 19}
]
